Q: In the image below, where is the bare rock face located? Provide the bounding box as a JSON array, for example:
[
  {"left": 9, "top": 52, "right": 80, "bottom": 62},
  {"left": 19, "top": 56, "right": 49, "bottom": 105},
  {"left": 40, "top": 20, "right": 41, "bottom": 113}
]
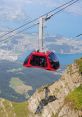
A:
[
  {"left": 28, "top": 63, "right": 82, "bottom": 117},
  {"left": 58, "top": 104, "right": 82, "bottom": 117}
]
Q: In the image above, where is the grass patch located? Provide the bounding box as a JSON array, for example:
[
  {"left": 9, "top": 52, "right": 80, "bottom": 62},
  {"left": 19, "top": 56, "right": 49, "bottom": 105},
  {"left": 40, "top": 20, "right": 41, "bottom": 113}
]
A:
[
  {"left": 51, "top": 113, "right": 58, "bottom": 117},
  {"left": 10, "top": 78, "right": 24, "bottom": 86},
  {"left": 0, "top": 98, "right": 32, "bottom": 117},
  {"left": 75, "top": 58, "right": 82, "bottom": 75},
  {"left": 12, "top": 101, "right": 30, "bottom": 117},
  {"left": 66, "top": 85, "right": 82, "bottom": 110},
  {"left": 9, "top": 77, "right": 32, "bottom": 96}
]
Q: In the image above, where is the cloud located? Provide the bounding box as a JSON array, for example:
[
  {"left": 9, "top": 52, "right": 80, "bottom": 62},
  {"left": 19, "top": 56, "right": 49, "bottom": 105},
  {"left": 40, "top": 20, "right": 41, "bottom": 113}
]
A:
[
  {"left": 0, "top": 7, "right": 24, "bottom": 20},
  {"left": 32, "top": 0, "right": 82, "bottom": 16},
  {"left": 0, "top": 0, "right": 82, "bottom": 22},
  {"left": 65, "top": 1, "right": 82, "bottom": 16},
  {"left": 0, "top": 0, "right": 32, "bottom": 21}
]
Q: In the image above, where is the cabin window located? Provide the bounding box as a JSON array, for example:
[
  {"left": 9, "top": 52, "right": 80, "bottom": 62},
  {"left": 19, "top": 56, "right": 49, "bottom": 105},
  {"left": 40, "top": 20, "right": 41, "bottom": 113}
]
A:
[
  {"left": 48, "top": 53, "right": 58, "bottom": 61},
  {"left": 24, "top": 55, "right": 30, "bottom": 64},
  {"left": 30, "top": 55, "right": 47, "bottom": 67},
  {"left": 48, "top": 53, "right": 59, "bottom": 69},
  {"left": 24, "top": 51, "right": 34, "bottom": 64}
]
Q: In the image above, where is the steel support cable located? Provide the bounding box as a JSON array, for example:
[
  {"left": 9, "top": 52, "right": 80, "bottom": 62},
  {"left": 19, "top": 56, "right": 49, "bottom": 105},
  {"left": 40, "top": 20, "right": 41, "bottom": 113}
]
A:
[
  {"left": 46, "top": 0, "right": 80, "bottom": 20},
  {"left": 76, "top": 34, "right": 82, "bottom": 37},
  {"left": 0, "top": 23, "right": 38, "bottom": 43},
  {"left": 0, "top": 0, "right": 80, "bottom": 43},
  {"left": 0, "top": 0, "right": 78, "bottom": 39}
]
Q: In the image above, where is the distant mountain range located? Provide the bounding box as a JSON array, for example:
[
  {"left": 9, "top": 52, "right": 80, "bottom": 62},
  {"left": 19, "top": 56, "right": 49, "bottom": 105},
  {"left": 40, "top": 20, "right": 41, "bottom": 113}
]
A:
[
  {"left": 0, "top": 34, "right": 82, "bottom": 61},
  {"left": 45, "top": 36, "right": 82, "bottom": 54}
]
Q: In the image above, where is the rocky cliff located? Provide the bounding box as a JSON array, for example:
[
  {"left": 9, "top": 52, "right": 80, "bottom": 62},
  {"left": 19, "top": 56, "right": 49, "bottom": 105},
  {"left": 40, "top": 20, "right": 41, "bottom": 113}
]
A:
[
  {"left": 0, "top": 58, "right": 82, "bottom": 117},
  {"left": 28, "top": 58, "right": 82, "bottom": 117}
]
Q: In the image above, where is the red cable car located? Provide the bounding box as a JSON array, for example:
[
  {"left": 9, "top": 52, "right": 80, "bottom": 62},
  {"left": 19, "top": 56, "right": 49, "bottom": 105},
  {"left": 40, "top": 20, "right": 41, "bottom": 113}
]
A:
[
  {"left": 23, "top": 50, "right": 60, "bottom": 71},
  {"left": 23, "top": 17, "right": 60, "bottom": 71}
]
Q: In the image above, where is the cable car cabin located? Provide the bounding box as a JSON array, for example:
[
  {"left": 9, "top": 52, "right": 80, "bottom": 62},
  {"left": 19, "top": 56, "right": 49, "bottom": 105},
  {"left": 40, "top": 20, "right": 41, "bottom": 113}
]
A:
[{"left": 23, "top": 51, "right": 60, "bottom": 71}]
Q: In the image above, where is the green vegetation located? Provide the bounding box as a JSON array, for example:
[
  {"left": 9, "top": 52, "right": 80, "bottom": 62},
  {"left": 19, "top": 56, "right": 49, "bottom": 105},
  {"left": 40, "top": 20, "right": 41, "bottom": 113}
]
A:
[
  {"left": 51, "top": 113, "right": 58, "bottom": 117},
  {"left": 8, "top": 68, "right": 23, "bottom": 73},
  {"left": 0, "top": 98, "right": 31, "bottom": 117},
  {"left": 9, "top": 77, "right": 32, "bottom": 97},
  {"left": 54, "top": 88, "right": 60, "bottom": 94},
  {"left": 66, "top": 85, "right": 82, "bottom": 110},
  {"left": 75, "top": 58, "right": 82, "bottom": 75},
  {"left": 10, "top": 77, "right": 24, "bottom": 86},
  {"left": 12, "top": 101, "right": 30, "bottom": 117},
  {"left": 37, "top": 87, "right": 44, "bottom": 93}
]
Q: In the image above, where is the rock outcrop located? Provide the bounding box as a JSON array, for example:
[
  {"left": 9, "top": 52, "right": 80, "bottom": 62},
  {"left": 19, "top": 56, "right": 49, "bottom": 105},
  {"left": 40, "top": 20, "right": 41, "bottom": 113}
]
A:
[{"left": 28, "top": 63, "right": 82, "bottom": 117}]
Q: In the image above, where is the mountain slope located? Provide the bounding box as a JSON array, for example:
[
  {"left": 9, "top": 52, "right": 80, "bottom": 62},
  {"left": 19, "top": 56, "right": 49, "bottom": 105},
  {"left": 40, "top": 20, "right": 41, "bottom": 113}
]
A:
[
  {"left": 28, "top": 58, "right": 82, "bottom": 117},
  {"left": 0, "top": 99, "right": 32, "bottom": 117},
  {"left": 0, "top": 58, "right": 82, "bottom": 117}
]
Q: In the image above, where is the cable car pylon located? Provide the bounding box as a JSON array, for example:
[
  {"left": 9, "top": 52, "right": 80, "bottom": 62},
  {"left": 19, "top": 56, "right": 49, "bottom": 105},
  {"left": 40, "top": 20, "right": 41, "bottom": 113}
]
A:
[
  {"left": 38, "top": 17, "right": 44, "bottom": 51},
  {"left": 38, "top": 13, "right": 52, "bottom": 52}
]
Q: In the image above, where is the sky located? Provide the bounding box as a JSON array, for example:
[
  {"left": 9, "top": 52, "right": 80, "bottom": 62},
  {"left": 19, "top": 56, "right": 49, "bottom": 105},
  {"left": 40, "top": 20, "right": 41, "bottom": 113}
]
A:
[{"left": 0, "top": 0, "right": 82, "bottom": 38}]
